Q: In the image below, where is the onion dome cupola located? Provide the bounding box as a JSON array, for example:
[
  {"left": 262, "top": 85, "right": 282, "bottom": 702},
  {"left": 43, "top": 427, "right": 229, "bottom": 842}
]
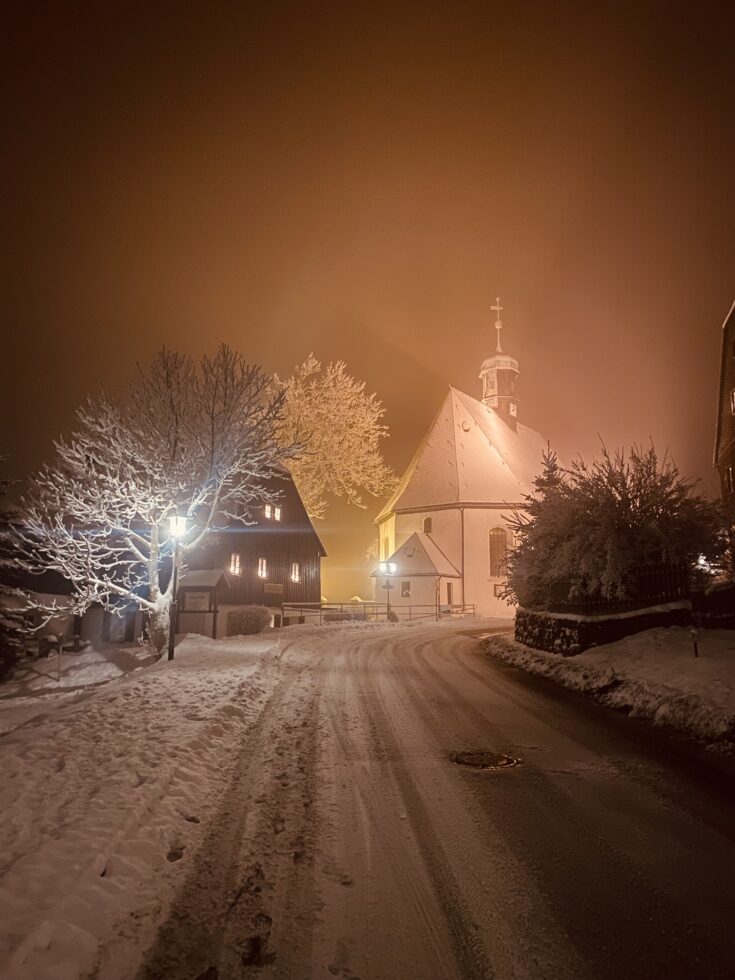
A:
[{"left": 479, "top": 297, "right": 520, "bottom": 430}]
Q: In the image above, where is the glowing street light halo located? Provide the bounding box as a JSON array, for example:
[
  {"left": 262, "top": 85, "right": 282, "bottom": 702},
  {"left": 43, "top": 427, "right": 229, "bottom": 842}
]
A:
[{"left": 169, "top": 514, "right": 188, "bottom": 538}]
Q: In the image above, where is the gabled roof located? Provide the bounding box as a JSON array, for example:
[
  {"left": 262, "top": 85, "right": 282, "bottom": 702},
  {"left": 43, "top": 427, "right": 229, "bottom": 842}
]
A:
[
  {"left": 376, "top": 387, "right": 547, "bottom": 521},
  {"left": 371, "top": 532, "right": 461, "bottom": 578},
  {"left": 714, "top": 299, "right": 735, "bottom": 466}
]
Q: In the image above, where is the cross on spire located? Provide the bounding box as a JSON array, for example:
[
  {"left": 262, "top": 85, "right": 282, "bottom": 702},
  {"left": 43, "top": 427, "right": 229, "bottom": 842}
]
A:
[{"left": 491, "top": 297, "right": 503, "bottom": 352}]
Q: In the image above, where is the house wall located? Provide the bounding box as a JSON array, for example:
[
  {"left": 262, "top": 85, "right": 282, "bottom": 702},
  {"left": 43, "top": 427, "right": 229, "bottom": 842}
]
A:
[
  {"left": 191, "top": 529, "right": 322, "bottom": 606},
  {"left": 380, "top": 574, "right": 438, "bottom": 612}
]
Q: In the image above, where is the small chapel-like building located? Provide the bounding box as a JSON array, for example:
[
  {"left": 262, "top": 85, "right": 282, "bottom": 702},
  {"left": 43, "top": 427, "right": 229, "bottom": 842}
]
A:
[{"left": 374, "top": 301, "right": 547, "bottom": 617}]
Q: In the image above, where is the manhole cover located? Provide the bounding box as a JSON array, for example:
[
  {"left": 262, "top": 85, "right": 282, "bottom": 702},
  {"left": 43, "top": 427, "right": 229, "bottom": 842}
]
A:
[{"left": 451, "top": 750, "right": 519, "bottom": 770}]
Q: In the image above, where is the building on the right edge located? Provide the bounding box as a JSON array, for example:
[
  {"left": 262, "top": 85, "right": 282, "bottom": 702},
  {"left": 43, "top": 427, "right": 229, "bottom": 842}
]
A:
[{"left": 714, "top": 299, "right": 735, "bottom": 573}]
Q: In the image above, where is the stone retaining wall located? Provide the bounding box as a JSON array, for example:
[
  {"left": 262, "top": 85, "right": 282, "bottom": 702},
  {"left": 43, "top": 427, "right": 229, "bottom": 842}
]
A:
[{"left": 515, "top": 604, "right": 691, "bottom": 656}]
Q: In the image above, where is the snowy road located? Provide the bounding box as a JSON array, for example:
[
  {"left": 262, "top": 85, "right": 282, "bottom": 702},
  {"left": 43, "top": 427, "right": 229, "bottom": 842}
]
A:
[{"left": 4, "top": 621, "right": 735, "bottom": 979}]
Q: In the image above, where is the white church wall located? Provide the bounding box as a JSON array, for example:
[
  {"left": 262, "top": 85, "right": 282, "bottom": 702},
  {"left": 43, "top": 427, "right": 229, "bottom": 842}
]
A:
[
  {"left": 394, "top": 509, "right": 462, "bottom": 568},
  {"left": 378, "top": 516, "right": 395, "bottom": 562},
  {"left": 462, "top": 507, "right": 515, "bottom": 617}
]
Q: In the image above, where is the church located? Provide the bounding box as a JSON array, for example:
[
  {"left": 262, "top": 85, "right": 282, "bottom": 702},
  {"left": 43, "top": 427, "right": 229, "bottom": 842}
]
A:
[{"left": 374, "top": 301, "right": 547, "bottom": 617}]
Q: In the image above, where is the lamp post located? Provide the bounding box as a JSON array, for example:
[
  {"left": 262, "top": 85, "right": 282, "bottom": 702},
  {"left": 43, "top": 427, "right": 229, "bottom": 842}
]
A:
[
  {"left": 378, "top": 561, "right": 397, "bottom": 620},
  {"left": 168, "top": 514, "right": 188, "bottom": 661}
]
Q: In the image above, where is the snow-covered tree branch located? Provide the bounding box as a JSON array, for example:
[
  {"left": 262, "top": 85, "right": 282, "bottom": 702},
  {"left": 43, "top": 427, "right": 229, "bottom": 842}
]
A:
[
  {"left": 273, "top": 354, "right": 397, "bottom": 520},
  {"left": 17, "top": 346, "right": 295, "bottom": 650}
]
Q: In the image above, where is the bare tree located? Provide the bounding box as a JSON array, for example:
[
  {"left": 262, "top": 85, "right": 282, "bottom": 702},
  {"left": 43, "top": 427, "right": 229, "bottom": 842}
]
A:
[
  {"left": 273, "top": 354, "right": 397, "bottom": 520},
  {"left": 18, "top": 346, "right": 293, "bottom": 650}
]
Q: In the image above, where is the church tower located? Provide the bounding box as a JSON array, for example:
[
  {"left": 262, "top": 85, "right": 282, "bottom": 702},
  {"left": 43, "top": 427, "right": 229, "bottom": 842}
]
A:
[{"left": 479, "top": 298, "right": 519, "bottom": 430}]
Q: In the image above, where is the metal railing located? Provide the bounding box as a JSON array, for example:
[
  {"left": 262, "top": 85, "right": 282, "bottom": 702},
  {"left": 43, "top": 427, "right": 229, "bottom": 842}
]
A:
[{"left": 280, "top": 601, "right": 476, "bottom": 626}]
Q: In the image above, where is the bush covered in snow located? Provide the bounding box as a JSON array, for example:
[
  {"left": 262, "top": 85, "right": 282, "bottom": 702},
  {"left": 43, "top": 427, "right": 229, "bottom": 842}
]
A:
[
  {"left": 226, "top": 606, "right": 271, "bottom": 635},
  {"left": 504, "top": 446, "right": 725, "bottom": 610}
]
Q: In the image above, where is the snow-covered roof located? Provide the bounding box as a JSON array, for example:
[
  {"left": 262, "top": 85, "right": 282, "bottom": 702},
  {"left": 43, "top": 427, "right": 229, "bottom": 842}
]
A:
[
  {"left": 179, "top": 569, "right": 229, "bottom": 588},
  {"left": 376, "top": 387, "right": 547, "bottom": 521},
  {"left": 371, "top": 533, "right": 461, "bottom": 578}
]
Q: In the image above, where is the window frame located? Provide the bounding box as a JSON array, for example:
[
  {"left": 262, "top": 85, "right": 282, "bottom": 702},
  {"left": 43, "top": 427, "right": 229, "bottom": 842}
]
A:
[
  {"left": 290, "top": 561, "right": 300, "bottom": 583},
  {"left": 229, "top": 552, "right": 242, "bottom": 576},
  {"left": 257, "top": 557, "right": 267, "bottom": 579},
  {"left": 489, "top": 527, "right": 508, "bottom": 578}
]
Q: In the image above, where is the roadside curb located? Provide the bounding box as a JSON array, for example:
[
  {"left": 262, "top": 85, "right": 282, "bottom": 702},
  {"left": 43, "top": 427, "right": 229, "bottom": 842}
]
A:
[{"left": 482, "top": 634, "right": 735, "bottom": 751}]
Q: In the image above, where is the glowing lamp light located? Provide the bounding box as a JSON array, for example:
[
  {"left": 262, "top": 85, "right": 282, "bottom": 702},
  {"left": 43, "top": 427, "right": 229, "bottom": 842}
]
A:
[
  {"left": 169, "top": 514, "right": 188, "bottom": 538},
  {"left": 379, "top": 561, "right": 397, "bottom": 576}
]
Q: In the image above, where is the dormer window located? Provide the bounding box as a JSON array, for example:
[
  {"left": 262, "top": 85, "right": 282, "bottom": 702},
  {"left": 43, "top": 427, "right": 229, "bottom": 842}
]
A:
[
  {"left": 264, "top": 504, "right": 272, "bottom": 519},
  {"left": 274, "top": 506, "right": 281, "bottom": 522},
  {"left": 229, "top": 553, "right": 241, "bottom": 576},
  {"left": 257, "top": 557, "right": 267, "bottom": 579}
]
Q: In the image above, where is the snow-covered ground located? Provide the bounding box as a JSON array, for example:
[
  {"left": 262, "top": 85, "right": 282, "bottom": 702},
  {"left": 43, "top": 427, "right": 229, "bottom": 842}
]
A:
[
  {"left": 0, "top": 619, "right": 481, "bottom": 980},
  {"left": 3, "top": 616, "right": 735, "bottom": 980},
  {"left": 484, "top": 626, "right": 735, "bottom": 745}
]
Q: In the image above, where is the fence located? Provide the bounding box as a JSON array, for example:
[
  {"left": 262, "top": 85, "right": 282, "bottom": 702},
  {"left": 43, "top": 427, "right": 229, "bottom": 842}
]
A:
[
  {"left": 691, "top": 583, "right": 735, "bottom": 629},
  {"left": 280, "top": 601, "right": 476, "bottom": 626},
  {"left": 547, "top": 563, "right": 690, "bottom": 616}
]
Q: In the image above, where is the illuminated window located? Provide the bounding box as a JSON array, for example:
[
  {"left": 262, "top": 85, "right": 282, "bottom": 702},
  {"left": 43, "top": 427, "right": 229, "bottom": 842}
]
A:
[
  {"left": 274, "top": 506, "right": 281, "bottom": 522},
  {"left": 731, "top": 389, "right": 735, "bottom": 415},
  {"left": 489, "top": 527, "right": 508, "bottom": 577},
  {"left": 290, "top": 562, "right": 300, "bottom": 583},
  {"left": 264, "top": 504, "right": 272, "bottom": 519},
  {"left": 401, "top": 581, "right": 411, "bottom": 598},
  {"left": 423, "top": 517, "right": 432, "bottom": 534},
  {"left": 257, "top": 557, "right": 267, "bottom": 579},
  {"left": 229, "top": 552, "right": 241, "bottom": 576},
  {"left": 728, "top": 466, "right": 734, "bottom": 493}
]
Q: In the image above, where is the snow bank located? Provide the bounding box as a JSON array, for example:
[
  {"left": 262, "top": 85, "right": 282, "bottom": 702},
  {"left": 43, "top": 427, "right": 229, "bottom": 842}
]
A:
[
  {"left": 483, "top": 627, "right": 735, "bottom": 745},
  {"left": 0, "top": 644, "right": 156, "bottom": 735}
]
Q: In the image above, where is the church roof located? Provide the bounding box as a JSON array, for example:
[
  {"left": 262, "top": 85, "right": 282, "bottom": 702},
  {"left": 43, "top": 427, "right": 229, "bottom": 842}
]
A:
[
  {"left": 371, "top": 532, "right": 462, "bottom": 578},
  {"left": 376, "top": 386, "right": 547, "bottom": 521}
]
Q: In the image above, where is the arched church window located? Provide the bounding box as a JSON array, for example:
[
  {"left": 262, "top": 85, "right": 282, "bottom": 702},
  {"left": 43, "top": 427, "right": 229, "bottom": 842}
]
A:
[
  {"left": 423, "top": 517, "right": 432, "bottom": 534},
  {"left": 489, "top": 528, "right": 508, "bottom": 577}
]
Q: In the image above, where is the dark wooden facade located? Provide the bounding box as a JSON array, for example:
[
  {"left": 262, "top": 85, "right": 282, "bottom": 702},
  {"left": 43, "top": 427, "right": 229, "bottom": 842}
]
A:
[
  {"left": 185, "top": 472, "right": 326, "bottom": 607},
  {"left": 715, "top": 301, "right": 735, "bottom": 573}
]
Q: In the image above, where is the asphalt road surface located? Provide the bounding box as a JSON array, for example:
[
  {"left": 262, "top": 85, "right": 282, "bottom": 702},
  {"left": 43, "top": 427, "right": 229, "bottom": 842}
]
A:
[{"left": 131, "top": 623, "right": 735, "bottom": 980}]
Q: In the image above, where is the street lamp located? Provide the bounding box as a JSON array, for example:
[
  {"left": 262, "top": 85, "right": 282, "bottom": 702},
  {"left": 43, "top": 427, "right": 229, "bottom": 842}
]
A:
[
  {"left": 168, "top": 514, "right": 188, "bottom": 661},
  {"left": 378, "top": 561, "right": 397, "bottom": 620}
]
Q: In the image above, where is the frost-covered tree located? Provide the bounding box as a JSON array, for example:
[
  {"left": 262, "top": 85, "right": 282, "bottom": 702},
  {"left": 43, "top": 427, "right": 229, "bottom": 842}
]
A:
[
  {"left": 18, "top": 346, "right": 293, "bottom": 650},
  {"left": 273, "top": 354, "right": 397, "bottom": 520},
  {"left": 505, "top": 445, "right": 725, "bottom": 609}
]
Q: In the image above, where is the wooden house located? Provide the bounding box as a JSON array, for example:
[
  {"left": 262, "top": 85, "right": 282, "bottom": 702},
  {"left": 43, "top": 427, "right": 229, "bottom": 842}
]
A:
[{"left": 180, "top": 470, "right": 326, "bottom": 634}]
